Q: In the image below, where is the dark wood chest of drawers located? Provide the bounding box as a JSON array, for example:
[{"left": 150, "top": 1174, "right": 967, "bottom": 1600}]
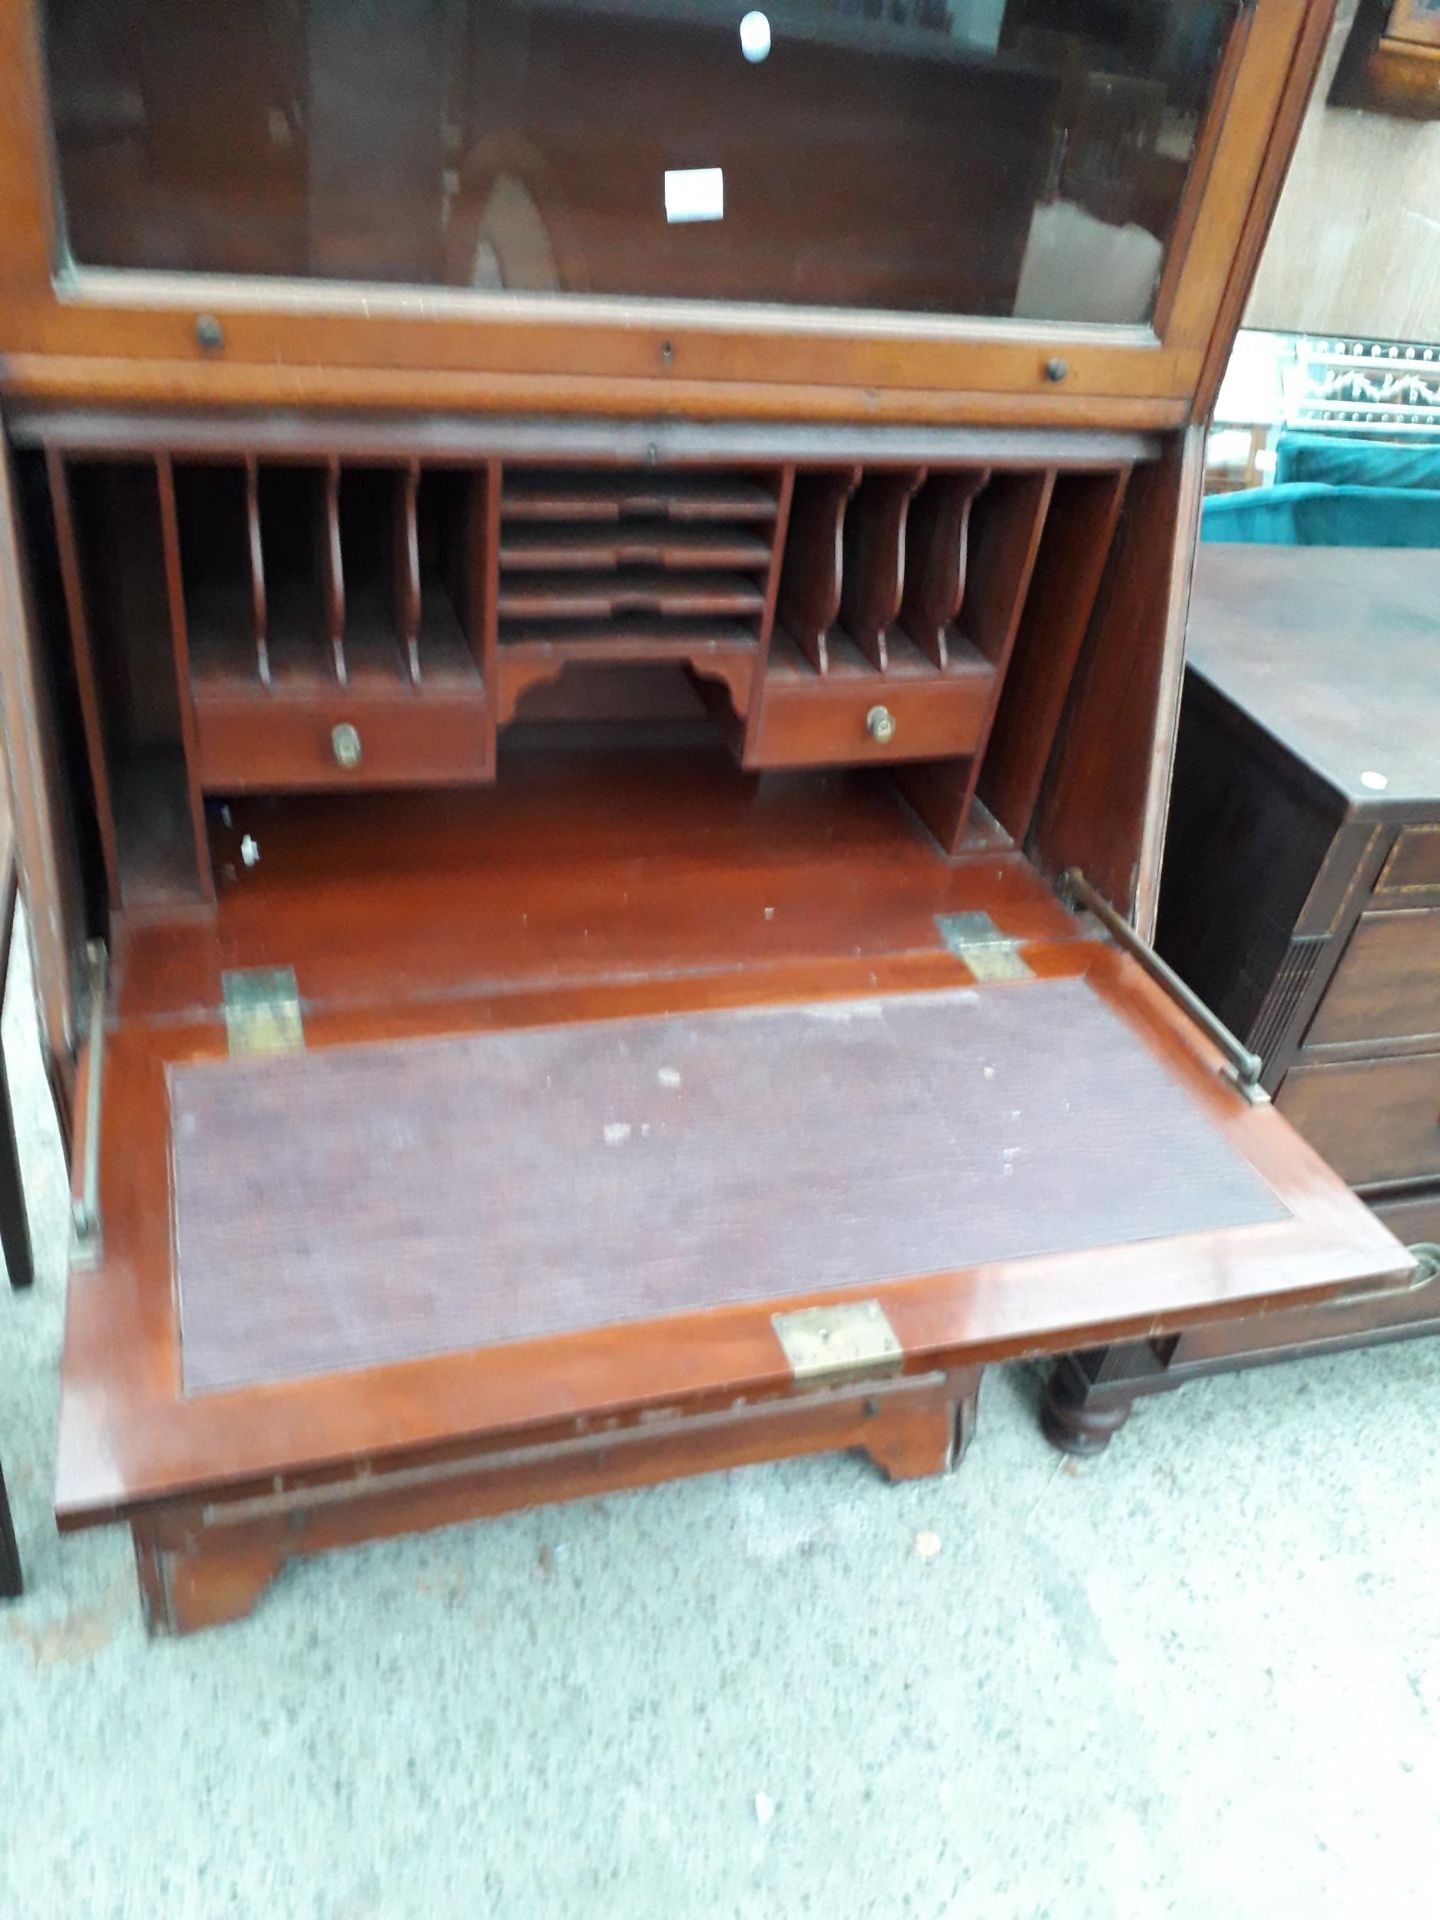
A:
[{"left": 1044, "top": 542, "right": 1440, "bottom": 1454}]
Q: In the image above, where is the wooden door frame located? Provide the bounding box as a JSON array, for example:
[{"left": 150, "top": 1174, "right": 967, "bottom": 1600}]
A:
[{"left": 0, "top": 434, "right": 85, "bottom": 1108}]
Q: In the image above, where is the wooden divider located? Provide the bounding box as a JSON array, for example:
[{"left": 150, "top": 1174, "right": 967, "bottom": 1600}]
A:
[
  {"left": 841, "top": 468, "right": 926, "bottom": 671},
  {"left": 243, "top": 456, "right": 268, "bottom": 689},
  {"left": 479, "top": 460, "right": 501, "bottom": 763},
  {"left": 48, "top": 450, "right": 214, "bottom": 906},
  {"left": 739, "top": 465, "right": 794, "bottom": 761},
  {"left": 980, "top": 468, "right": 1132, "bottom": 846},
  {"left": 771, "top": 465, "right": 1019, "bottom": 679},
  {"left": 45, "top": 448, "right": 121, "bottom": 902},
  {"left": 321, "top": 459, "right": 345, "bottom": 685},
  {"left": 395, "top": 462, "right": 422, "bottom": 685},
  {"left": 775, "top": 468, "right": 860, "bottom": 672},
  {"left": 893, "top": 468, "right": 1057, "bottom": 850},
  {"left": 154, "top": 454, "right": 215, "bottom": 900},
  {"left": 900, "top": 470, "right": 991, "bottom": 669}
]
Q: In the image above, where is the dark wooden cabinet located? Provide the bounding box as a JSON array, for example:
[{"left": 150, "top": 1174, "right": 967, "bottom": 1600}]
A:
[
  {"left": 1044, "top": 543, "right": 1440, "bottom": 1455},
  {"left": 1, "top": 0, "right": 1402, "bottom": 1634}
]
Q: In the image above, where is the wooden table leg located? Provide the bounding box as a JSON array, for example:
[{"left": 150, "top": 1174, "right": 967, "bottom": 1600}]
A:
[
  {"left": 860, "top": 1365, "right": 983, "bottom": 1480},
  {"left": 0, "top": 860, "right": 31, "bottom": 1290},
  {"left": 134, "top": 1525, "right": 284, "bottom": 1637},
  {"left": 0, "top": 854, "right": 29, "bottom": 1598},
  {"left": 0, "top": 1076, "right": 32, "bottom": 1290},
  {"left": 0, "top": 1459, "right": 22, "bottom": 1600}
]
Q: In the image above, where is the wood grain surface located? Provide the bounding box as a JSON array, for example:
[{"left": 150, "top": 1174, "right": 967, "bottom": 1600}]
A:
[{"left": 1188, "top": 545, "right": 1440, "bottom": 807}]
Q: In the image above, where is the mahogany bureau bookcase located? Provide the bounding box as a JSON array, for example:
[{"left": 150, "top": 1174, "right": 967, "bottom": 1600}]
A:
[
  {"left": 0, "top": 0, "right": 1413, "bottom": 1634},
  {"left": 1044, "top": 543, "right": 1440, "bottom": 1454}
]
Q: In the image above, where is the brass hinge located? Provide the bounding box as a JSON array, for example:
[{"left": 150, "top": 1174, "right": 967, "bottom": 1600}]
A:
[
  {"left": 934, "top": 910, "right": 1033, "bottom": 982},
  {"left": 222, "top": 966, "right": 305, "bottom": 1056},
  {"left": 772, "top": 1300, "right": 904, "bottom": 1387}
]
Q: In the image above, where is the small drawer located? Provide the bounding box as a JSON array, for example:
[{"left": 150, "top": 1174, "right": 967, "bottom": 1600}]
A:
[
  {"left": 1278, "top": 1052, "right": 1440, "bottom": 1189},
  {"left": 193, "top": 688, "right": 489, "bottom": 792},
  {"left": 1305, "top": 908, "right": 1440, "bottom": 1047},
  {"left": 1376, "top": 826, "right": 1440, "bottom": 897},
  {"left": 746, "top": 676, "right": 990, "bottom": 770}
]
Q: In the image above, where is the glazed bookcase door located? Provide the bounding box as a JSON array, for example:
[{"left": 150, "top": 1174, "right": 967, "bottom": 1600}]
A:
[
  {"left": 42, "top": 0, "right": 1239, "bottom": 325},
  {"left": 0, "top": 0, "right": 1333, "bottom": 420}
]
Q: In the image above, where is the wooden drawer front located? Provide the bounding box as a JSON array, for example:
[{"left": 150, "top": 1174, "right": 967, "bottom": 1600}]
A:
[
  {"left": 1369, "top": 1189, "right": 1440, "bottom": 1249},
  {"left": 1306, "top": 909, "right": 1440, "bottom": 1046},
  {"left": 193, "top": 691, "right": 489, "bottom": 792},
  {"left": 1278, "top": 1053, "right": 1440, "bottom": 1189},
  {"left": 748, "top": 677, "right": 990, "bottom": 769},
  {"left": 1377, "top": 826, "right": 1440, "bottom": 897}
]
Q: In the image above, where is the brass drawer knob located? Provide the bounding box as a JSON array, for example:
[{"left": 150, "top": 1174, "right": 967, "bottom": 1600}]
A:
[
  {"left": 331, "top": 722, "right": 363, "bottom": 770},
  {"left": 865, "top": 704, "right": 897, "bottom": 745}
]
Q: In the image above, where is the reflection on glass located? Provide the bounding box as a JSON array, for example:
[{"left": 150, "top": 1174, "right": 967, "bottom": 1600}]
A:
[{"left": 43, "top": 0, "right": 1239, "bottom": 325}]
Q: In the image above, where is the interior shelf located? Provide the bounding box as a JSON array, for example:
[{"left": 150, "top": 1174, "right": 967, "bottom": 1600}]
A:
[
  {"left": 501, "top": 470, "right": 781, "bottom": 524},
  {"left": 498, "top": 571, "right": 767, "bottom": 623},
  {"left": 37, "top": 438, "right": 1135, "bottom": 898},
  {"left": 493, "top": 463, "right": 783, "bottom": 724},
  {"left": 498, "top": 523, "right": 773, "bottom": 573}
]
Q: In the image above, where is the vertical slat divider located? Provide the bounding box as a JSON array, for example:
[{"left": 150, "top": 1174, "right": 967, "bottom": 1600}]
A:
[
  {"left": 45, "top": 449, "right": 121, "bottom": 902},
  {"left": 244, "top": 455, "right": 270, "bottom": 688},
  {"left": 472, "top": 459, "right": 501, "bottom": 774},
  {"left": 155, "top": 454, "right": 215, "bottom": 901},
  {"left": 775, "top": 467, "right": 860, "bottom": 674},
  {"left": 979, "top": 467, "right": 1132, "bottom": 844},
  {"left": 899, "top": 469, "right": 990, "bottom": 669},
  {"left": 966, "top": 470, "right": 1057, "bottom": 668},
  {"left": 742, "top": 464, "right": 794, "bottom": 760},
  {"left": 840, "top": 467, "right": 925, "bottom": 671},
  {"left": 321, "top": 458, "right": 346, "bottom": 685},
  {"left": 896, "top": 468, "right": 1056, "bottom": 854},
  {"left": 395, "top": 460, "right": 422, "bottom": 685}
]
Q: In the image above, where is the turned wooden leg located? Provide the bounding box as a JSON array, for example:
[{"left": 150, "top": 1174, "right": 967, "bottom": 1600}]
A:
[
  {"left": 861, "top": 1368, "right": 982, "bottom": 1482},
  {"left": 134, "top": 1525, "right": 286, "bottom": 1637},
  {"left": 1044, "top": 1344, "right": 1175, "bottom": 1459},
  {"left": 0, "top": 1459, "right": 21, "bottom": 1600},
  {"left": 1042, "top": 1363, "right": 1133, "bottom": 1455},
  {"left": 1041, "top": 1339, "right": 1190, "bottom": 1457}
]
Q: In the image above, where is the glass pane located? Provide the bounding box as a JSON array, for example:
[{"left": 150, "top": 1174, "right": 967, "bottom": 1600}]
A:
[{"left": 43, "top": 0, "right": 1240, "bottom": 325}]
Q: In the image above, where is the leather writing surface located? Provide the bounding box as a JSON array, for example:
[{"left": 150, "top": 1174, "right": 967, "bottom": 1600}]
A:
[{"left": 172, "top": 978, "right": 1287, "bottom": 1393}]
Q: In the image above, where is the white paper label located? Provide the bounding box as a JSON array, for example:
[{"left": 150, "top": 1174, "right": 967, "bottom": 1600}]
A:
[{"left": 664, "top": 167, "right": 724, "bottom": 224}]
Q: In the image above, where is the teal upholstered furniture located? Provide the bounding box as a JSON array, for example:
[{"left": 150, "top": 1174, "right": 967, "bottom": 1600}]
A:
[
  {"left": 1203, "top": 431, "right": 1440, "bottom": 547},
  {"left": 1271, "top": 431, "right": 1440, "bottom": 492}
]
